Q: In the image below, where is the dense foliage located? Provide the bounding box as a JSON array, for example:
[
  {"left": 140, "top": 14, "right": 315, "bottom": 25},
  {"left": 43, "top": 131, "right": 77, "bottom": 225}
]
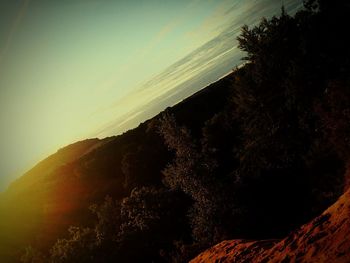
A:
[{"left": 20, "top": 1, "right": 350, "bottom": 262}]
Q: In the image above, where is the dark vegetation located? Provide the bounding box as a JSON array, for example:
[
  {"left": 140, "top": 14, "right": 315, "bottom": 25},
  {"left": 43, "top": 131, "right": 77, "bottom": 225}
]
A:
[{"left": 3, "top": 0, "right": 350, "bottom": 262}]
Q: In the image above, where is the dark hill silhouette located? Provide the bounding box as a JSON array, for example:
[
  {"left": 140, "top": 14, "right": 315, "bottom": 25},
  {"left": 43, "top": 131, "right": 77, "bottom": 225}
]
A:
[
  {"left": 0, "top": 73, "right": 233, "bottom": 262},
  {"left": 2, "top": 1, "right": 350, "bottom": 262},
  {"left": 0, "top": 138, "right": 112, "bottom": 261},
  {"left": 6, "top": 138, "right": 112, "bottom": 194}
]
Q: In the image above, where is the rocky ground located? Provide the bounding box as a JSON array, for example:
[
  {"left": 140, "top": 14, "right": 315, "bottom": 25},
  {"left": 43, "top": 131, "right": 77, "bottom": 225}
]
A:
[{"left": 191, "top": 188, "right": 350, "bottom": 263}]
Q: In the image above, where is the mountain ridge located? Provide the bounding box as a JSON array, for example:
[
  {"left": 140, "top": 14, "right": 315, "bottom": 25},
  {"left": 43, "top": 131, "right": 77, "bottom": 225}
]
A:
[{"left": 0, "top": 72, "right": 234, "bottom": 262}]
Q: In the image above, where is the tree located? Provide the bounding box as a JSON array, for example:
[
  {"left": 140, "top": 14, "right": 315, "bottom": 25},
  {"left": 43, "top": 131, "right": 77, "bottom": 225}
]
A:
[
  {"left": 118, "top": 186, "right": 189, "bottom": 262},
  {"left": 20, "top": 246, "right": 45, "bottom": 263},
  {"left": 50, "top": 226, "right": 96, "bottom": 263},
  {"left": 158, "top": 113, "right": 241, "bottom": 245}
]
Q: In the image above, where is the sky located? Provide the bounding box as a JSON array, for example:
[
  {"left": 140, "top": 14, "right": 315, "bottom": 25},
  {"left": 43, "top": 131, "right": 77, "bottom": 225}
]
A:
[{"left": 0, "top": 0, "right": 302, "bottom": 191}]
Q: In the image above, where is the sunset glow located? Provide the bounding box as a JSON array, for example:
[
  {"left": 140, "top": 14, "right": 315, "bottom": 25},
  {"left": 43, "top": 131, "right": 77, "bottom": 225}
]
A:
[{"left": 0, "top": 0, "right": 300, "bottom": 190}]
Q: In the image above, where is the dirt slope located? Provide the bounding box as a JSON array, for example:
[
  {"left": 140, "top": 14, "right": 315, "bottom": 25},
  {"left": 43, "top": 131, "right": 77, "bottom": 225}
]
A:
[{"left": 191, "top": 188, "right": 350, "bottom": 263}]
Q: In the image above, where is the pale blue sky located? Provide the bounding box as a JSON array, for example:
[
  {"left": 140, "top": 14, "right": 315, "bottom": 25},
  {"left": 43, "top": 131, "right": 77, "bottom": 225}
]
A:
[{"left": 0, "top": 0, "right": 302, "bottom": 190}]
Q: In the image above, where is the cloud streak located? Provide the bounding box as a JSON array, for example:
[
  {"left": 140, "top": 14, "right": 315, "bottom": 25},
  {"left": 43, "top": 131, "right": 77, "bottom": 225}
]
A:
[
  {"left": 91, "top": 0, "right": 203, "bottom": 97},
  {"left": 0, "top": 0, "right": 30, "bottom": 68},
  {"left": 93, "top": 0, "right": 303, "bottom": 137}
]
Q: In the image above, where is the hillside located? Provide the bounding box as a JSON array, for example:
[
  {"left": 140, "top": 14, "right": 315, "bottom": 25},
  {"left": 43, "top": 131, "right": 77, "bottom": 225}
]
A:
[
  {"left": 1, "top": 1, "right": 350, "bottom": 262},
  {"left": 0, "top": 138, "right": 112, "bottom": 261},
  {"left": 0, "top": 73, "right": 233, "bottom": 262},
  {"left": 191, "top": 187, "right": 350, "bottom": 263}
]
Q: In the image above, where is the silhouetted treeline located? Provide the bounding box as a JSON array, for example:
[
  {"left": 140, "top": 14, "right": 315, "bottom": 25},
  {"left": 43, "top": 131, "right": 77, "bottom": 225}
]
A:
[{"left": 20, "top": 0, "right": 350, "bottom": 262}]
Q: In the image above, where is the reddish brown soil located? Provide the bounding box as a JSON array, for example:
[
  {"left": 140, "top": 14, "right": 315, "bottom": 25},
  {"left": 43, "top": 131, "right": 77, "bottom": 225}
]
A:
[{"left": 191, "top": 189, "right": 350, "bottom": 263}]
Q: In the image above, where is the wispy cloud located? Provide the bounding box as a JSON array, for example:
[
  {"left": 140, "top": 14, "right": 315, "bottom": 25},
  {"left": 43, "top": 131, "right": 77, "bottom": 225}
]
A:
[
  {"left": 185, "top": 0, "right": 237, "bottom": 42},
  {"left": 94, "top": 109, "right": 145, "bottom": 137},
  {"left": 136, "top": 0, "right": 200, "bottom": 59},
  {"left": 90, "top": 0, "right": 202, "bottom": 98},
  {"left": 93, "top": 25, "right": 242, "bottom": 137},
  {"left": 0, "top": 0, "right": 30, "bottom": 68},
  {"left": 93, "top": 0, "right": 303, "bottom": 138}
]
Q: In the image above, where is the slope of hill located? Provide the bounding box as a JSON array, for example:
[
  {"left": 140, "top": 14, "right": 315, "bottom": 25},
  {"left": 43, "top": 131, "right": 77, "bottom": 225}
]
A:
[
  {"left": 2, "top": 1, "right": 350, "bottom": 262},
  {"left": 191, "top": 187, "right": 350, "bottom": 263},
  {"left": 0, "top": 73, "right": 233, "bottom": 262},
  {"left": 0, "top": 138, "right": 112, "bottom": 261},
  {"left": 5, "top": 138, "right": 112, "bottom": 195}
]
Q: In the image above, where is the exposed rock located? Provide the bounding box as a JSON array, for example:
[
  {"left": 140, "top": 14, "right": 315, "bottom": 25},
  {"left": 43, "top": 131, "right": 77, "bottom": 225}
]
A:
[{"left": 191, "top": 189, "right": 350, "bottom": 263}]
